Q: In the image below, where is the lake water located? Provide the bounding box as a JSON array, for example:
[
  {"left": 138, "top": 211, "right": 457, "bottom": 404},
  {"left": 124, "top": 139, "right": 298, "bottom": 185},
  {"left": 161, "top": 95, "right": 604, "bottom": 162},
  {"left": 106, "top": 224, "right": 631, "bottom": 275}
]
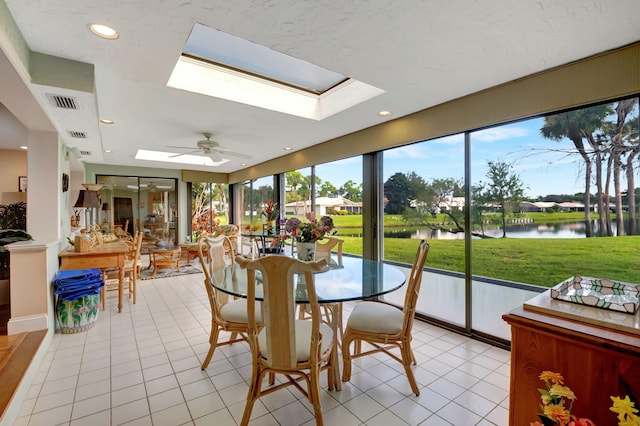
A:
[{"left": 379, "top": 220, "right": 640, "bottom": 240}]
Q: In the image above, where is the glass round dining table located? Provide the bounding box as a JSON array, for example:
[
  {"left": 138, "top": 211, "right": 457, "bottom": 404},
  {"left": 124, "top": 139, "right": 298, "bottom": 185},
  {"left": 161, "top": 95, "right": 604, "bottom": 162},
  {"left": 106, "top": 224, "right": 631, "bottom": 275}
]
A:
[
  {"left": 211, "top": 255, "right": 407, "bottom": 304},
  {"left": 210, "top": 255, "right": 407, "bottom": 391}
]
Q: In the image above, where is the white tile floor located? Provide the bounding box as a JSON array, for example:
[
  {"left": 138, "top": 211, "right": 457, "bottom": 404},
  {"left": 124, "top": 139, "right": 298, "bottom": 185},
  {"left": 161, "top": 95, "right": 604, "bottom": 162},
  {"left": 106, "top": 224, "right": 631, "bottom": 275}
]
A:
[{"left": 14, "top": 266, "right": 510, "bottom": 425}]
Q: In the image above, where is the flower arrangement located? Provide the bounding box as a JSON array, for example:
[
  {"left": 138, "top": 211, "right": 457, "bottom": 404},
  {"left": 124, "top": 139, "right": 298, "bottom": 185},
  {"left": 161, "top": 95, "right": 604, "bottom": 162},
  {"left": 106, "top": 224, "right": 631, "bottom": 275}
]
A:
[
  {"left": 261, "top": 200, "right": 279, "bottom": 222},
  {"left": 531, "top": 370, "right": 640, "bottom": 426},
  {"left": 534, "top": 371, "right": 579, "bottom": 425},
  {"left": 283, "top": 214, "right": 335, "bottom": 243}
]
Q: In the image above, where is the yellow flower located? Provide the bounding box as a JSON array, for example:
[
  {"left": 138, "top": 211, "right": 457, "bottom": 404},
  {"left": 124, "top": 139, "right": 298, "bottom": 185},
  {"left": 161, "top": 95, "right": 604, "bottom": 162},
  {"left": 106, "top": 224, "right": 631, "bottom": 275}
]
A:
[
  {"left": 541, "top": 394, "right": 553, "bottom": 405},
  {"left": 611, "top": 395, "right": 640, "bottom": 425},
  {"left": 543, "top": 403, "right": 571, "bottom": 424},
  {"left": 539, "top": 371, "right": 564, "bottom": 385},
  {"left": 550, "top": 384, "right": 577, "bottom": 401}
]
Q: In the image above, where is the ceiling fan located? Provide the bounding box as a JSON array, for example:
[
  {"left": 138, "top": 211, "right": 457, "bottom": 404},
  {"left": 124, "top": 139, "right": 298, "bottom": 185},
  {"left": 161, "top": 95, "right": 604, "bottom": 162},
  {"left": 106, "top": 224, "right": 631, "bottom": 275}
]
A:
[{"left": 167, "top": 132, "right": 251, "bottom": 162}]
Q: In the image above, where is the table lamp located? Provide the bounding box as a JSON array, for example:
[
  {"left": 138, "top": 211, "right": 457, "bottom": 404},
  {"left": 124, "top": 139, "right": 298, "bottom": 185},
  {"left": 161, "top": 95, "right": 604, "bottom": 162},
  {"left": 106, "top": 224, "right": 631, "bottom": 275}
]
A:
[{"left": 74, "top": 190, "right": 101, "bottom": 231}]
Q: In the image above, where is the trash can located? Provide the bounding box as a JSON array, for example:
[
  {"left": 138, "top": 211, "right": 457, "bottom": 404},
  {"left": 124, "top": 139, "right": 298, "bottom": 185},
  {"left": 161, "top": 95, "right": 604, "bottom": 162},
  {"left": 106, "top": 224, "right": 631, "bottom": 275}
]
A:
[{"left": 53, "top": 268, "right": 104, "bottom": 333}]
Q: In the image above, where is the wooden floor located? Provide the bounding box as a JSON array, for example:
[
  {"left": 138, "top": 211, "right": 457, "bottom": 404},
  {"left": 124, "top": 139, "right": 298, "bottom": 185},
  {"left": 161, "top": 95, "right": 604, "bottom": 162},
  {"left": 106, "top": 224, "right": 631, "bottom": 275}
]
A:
[{"left": 0, "top": 329, "right": 46, "bottom": 421}]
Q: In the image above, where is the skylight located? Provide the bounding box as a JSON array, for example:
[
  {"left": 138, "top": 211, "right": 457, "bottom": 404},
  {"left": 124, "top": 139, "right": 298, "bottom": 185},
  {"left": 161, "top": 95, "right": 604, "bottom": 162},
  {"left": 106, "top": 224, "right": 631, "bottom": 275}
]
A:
[
  {"left": 135, "top": 149, "right": 228, "bottom": 167},
  {"left": 167, "top": 24, "right": 384, "bottom": 120},
  {"left": 184, "top": 24, "right": 346, "bottom": 94}
]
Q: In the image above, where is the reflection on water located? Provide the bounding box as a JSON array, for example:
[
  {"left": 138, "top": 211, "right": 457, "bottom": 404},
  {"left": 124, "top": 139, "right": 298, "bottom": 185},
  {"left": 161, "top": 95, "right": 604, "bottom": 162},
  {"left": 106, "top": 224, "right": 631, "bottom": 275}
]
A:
[{"left": 343, "top": 219, "right": 640, "bottom": 240}]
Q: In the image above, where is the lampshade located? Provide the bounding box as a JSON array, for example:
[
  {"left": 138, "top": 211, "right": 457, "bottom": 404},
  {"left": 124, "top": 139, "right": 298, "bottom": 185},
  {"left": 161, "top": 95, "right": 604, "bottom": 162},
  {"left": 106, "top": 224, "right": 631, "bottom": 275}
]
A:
[{"left": 74, "top": 190, "right": 100, "bottom": 208}]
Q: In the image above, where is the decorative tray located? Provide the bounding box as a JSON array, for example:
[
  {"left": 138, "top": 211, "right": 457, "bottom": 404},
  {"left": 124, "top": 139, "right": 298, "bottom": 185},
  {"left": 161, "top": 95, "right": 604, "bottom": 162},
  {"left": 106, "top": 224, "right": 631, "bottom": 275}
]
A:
[{"left": 551, "top": 276, "right": 640, "bottom": 315}]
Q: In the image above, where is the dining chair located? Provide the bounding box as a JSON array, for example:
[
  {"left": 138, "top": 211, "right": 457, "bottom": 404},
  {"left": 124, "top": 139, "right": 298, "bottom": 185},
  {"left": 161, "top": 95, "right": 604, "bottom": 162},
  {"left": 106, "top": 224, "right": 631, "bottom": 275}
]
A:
[
  {"left": 240, "top": 235, "right": 259, "bottom": 259},
  {"left": 298, "top": 237, "right": 345, "bottom": 340},
  {"left": 314, "top": 236, "right": 344, "bottom": 265},
  {"left": 341, "top": 239, "right": 429, "bottom": 396},
  {"left": 236, "top": 255, "right": 335, "bottom": 426},
  {"left": 150, "top": 248, "right": 181, "bottom": 276},
  {"left": 198, "top": 235, "right": 259, "bottom": 370},
  {"left": 102, "top": 231, "right": 143, "bottom": 307}
]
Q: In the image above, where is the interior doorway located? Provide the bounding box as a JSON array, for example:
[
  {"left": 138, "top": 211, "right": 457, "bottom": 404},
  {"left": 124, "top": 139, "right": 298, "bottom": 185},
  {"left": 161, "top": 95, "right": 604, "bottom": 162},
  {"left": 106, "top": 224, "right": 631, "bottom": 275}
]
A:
[{"left": 114, "top": 197, "right": 133, "bottom": 234}]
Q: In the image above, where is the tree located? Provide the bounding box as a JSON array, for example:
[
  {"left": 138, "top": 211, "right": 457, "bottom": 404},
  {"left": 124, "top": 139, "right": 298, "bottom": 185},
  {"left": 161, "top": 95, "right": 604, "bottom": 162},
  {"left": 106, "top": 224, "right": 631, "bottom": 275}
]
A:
[
  {"left": 481, "top": 161, "right": 526, "bottom": 238},
  {"left": 318, "top": 181, "right": 339, "bottom": 197},
  {"left": 339, "top": 180, "right": 363, "bottom": 202},
  {"left": 606, "top": 99, "right": 638, "bottom": 235},
  {"left": 384, "top": 172, "right": 414, "bottom": 214},
  {"left": 285, "top": 171, "right": 304, "bottom": 214},
  {"left": 541, "top": 105, "right": 611, "bottom": 236},
  {"left": 191, "top": 182, "right": 219, "bottom": 237},
  {"left": 405, "top": 172, "right": 429, "bottom": 214},
  {"left": 430, "top": 178, "right": 463, "bottom": 216},
  {"left": 207, "top": 183, "right": 228, "bottom": 224}
]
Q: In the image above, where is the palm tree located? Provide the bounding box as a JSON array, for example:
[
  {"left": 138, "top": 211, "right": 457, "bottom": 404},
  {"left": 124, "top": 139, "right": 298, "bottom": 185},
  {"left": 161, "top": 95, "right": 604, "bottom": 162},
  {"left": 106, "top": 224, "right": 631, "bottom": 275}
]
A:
[{"left": 541, "top": 105, "right": 611, "bottom": 237}]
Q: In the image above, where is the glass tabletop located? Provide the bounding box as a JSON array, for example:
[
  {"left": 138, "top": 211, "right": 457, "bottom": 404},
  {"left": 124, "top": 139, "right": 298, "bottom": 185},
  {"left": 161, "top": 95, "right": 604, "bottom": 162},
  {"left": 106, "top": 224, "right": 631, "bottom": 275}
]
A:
[{"left": 210, "top": 256, "right": 407, "bottom": 304}]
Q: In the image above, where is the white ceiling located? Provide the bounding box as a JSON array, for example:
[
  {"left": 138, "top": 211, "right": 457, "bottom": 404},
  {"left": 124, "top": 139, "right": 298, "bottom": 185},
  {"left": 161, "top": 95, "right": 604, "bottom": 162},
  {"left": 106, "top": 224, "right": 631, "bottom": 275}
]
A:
[{"left": 1, "top": 1, "right": 639, "bottom": 174}]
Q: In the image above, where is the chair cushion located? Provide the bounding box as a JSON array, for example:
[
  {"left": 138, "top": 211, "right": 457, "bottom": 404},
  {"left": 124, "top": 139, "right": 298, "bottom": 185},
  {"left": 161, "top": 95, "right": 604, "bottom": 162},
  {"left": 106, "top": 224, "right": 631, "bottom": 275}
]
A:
[
  {"left": 258, "top": 320, "right": 333, "bottom": 362},
  {"left": 219, "top": 299, "right": 262, "bottom": 323},
  {"left": 346, "top": 301, "right": 404, "bottom": 334}
]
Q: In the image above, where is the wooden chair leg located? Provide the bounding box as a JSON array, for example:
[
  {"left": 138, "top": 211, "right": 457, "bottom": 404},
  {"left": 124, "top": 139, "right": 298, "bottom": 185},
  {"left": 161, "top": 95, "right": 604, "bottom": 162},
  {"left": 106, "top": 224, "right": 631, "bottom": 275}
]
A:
[
  {"left": 341, "top": 334, "right": 353, "bottom": 382},
  {"left": 401, "top": 343, "right": 420, "bottom": 396},
  {"left": 308, "top": 366, "right": 324, "bottom": 425},
  {"left": 201, "top": 325, "right": 221, "bottom": 370},
  {"left": 241, "top": 368, "right": 264, "bottom": 426},
  {"left": 100, "top": 285, "right": 105, "bottom": 310}
]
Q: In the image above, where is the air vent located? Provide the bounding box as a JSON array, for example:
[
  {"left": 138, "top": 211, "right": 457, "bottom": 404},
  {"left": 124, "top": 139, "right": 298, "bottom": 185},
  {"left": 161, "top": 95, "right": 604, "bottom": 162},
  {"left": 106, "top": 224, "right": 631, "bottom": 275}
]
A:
[
  {"left": 67, "top": 130, "right": 88, "bottom": 139},
  {"left": 79, "top": 150, "right": 91, "bottom": 156},
  {"left": 46, "top": 93, "right": 79, "bottom": 110}
]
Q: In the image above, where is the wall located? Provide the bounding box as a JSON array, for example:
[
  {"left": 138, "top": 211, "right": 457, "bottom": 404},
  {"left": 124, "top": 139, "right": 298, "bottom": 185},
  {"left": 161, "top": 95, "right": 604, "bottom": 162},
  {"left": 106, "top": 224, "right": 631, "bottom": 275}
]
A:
[{"left": 0, "top": 149, "right": 26, "bottom": 198}]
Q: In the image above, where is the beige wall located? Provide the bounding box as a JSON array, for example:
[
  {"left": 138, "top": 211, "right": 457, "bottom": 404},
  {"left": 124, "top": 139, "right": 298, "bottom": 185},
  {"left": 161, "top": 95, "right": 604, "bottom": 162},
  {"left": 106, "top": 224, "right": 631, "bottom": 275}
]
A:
[{"left": 0, "top": 149, "right": 26, "bottom": 198}]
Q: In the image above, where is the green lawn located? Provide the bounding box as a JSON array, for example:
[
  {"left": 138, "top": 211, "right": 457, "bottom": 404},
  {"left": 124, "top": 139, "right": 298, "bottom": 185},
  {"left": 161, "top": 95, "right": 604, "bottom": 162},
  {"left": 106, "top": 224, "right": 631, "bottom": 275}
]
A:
[{"left": 327, "top": 214, "right": 640, "bottom": 288}]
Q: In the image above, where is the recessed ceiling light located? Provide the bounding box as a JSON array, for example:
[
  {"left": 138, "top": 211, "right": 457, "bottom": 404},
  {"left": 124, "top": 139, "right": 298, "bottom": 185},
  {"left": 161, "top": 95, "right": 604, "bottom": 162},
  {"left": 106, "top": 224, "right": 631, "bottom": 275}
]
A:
[
  {"left": 104, "top": 149, "right": 112, "bottom": 153},
  {"left": 284, "top": 147, "right": 292, "bottom": 151},
  {"left": 378, "top": 110, "right": 392, "bottom": 117},
  {"left": 99, "top": 119, "right": 114, "bottom": 124},
  {"left": 241, "top": 163, "right": 247, "bottom": 166},
  {"left": 19, "top": 146, "right": 28, "bottom": 150},
  {"left": 88, "top": 24, "right": 119, "bottom": 40}
]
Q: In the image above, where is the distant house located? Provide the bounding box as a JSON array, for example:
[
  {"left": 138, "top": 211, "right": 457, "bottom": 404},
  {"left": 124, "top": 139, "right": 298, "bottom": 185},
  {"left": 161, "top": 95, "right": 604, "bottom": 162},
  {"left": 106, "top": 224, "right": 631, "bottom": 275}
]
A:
[
  {"left": 285, "top": 197, "right": 362, "bottom": 216},
  {"left": 519, "top": 201, "right": 557, "bottom": 212},
  {"left": 557, "top": 202, "right": 585, "bottom": 212}
]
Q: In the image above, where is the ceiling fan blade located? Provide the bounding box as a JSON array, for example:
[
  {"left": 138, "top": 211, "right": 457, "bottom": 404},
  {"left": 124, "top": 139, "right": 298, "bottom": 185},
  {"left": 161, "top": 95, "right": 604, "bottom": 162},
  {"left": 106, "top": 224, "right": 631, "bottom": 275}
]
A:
[
  {"left": 166, "top": 145, "right": 195, "bottom": 149},
  {"left": 208, "top": 151, "right": 223, "bottom": 162},
  {"left": 169, "top": 150, "right": 200, "bottom": 158},
  {"left": 217, "top": 148, "right": 252, "bottom": 160}
]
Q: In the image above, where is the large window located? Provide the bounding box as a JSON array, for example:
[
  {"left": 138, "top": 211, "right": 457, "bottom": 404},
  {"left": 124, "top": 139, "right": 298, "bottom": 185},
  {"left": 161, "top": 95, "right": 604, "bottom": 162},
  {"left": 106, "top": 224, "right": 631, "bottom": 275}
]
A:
[
  {"left": 314, "top": 157, "right": 363, "bottom": 255},
  {"left": 190, "top": 182, "right": 229, "bottom": 241},
  {"left": 469, "top": 98, "right": 640, "bottom": 338},
  {"left": 381, "top": 135, "right": 466, "bottom": 327},
  {"left": 241, "top": 176, "right": 274, "bottom": 228},
  {"left": 229, "top": 95, "right": 639, "bottom": 345}
]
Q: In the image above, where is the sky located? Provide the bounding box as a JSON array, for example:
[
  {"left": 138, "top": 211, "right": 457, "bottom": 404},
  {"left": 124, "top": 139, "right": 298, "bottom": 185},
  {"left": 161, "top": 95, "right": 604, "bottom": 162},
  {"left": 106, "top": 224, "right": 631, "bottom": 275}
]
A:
[{"left": 312, "top": 117, "right": 603, "bottom": 199}]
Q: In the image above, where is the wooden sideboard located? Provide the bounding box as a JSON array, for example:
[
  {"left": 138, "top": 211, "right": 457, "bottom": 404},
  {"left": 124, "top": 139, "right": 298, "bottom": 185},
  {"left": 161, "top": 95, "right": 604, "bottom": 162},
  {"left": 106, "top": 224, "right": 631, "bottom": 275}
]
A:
[{"left": 503, "top": 305, "right": 640, "bottom": 425}]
